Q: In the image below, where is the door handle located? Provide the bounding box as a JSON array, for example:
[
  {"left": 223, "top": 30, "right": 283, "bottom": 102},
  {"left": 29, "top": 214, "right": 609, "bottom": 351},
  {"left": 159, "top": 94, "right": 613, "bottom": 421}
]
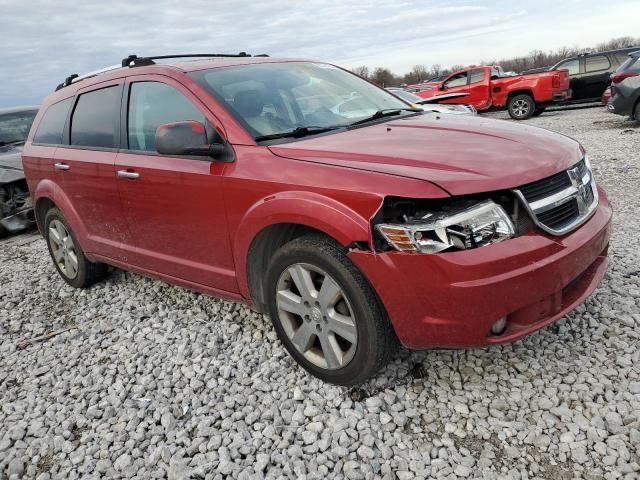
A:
[
  {"left": 117, "top": 170, "right": 140, "bottom": 179},
  {"left": 54, "top": 162, "right": 70, "bottom": 171}
]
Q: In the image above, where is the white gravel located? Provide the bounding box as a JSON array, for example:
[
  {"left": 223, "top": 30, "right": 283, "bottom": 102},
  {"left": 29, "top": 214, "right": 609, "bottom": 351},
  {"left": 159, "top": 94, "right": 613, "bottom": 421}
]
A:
[{"left": 1, "top": 107, "right": 639, "bottom": 480}]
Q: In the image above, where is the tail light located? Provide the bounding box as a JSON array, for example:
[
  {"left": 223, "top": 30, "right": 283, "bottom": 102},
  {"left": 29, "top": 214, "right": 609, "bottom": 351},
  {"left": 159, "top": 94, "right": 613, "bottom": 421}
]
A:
[{"left": 611, "top": 72, "right": 639, "bottom": 84}]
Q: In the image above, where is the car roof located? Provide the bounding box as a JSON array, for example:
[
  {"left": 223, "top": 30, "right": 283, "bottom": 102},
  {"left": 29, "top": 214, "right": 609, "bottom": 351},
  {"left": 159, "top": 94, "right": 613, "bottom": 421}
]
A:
[
  {"left": 0, "top": 106, "right": 39, "bottom": 115},
  {"left": 45, "top": 56, "right": 313, "bottom": 104}
]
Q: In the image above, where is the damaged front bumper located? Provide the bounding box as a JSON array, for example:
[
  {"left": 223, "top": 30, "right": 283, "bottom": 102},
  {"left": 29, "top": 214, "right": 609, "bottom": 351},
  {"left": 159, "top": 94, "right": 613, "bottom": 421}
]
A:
[
  {"left": 0, "top": 187, "right": 35, "bottom": 234},
  {"left": 348, "top": 191, "right": 612, "bottom": 349}
]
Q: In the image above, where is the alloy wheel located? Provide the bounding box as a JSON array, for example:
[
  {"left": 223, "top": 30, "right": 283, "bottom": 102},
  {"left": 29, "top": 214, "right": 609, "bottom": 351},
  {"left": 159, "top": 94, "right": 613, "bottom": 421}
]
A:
[
  {"left": 48, "top": 219, "right": 78, "bottom": 279},
  {"left": 512, "top": 99, "right": 530, "bottom": 118},
  {"left": 276, "top": 263, "right": 358, "bottom": 370}
]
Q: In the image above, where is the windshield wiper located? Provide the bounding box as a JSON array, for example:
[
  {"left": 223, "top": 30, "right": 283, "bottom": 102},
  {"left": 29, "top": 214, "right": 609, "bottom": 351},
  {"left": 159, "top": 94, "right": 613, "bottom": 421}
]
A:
[
  {"left": 348, "top": 108, "right": 419, "bottom": 127},
  {"left": 0, "top": 140, "right": 25, "bottom": 147},
  {"left": 255, "top": 126, "right": 341, "bottom": 142}
]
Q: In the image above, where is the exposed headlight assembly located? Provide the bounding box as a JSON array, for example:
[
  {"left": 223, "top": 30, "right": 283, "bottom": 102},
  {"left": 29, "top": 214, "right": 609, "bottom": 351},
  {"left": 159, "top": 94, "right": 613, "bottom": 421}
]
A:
[{"left": 376, "top": 200, "right": 515, "bottom": 254}]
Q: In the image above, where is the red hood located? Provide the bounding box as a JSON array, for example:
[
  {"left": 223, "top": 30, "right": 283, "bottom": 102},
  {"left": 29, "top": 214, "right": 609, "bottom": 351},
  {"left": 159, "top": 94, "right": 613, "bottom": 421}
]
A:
[{"left": 269, "top": 114, "right": 582, "bottom": 196}]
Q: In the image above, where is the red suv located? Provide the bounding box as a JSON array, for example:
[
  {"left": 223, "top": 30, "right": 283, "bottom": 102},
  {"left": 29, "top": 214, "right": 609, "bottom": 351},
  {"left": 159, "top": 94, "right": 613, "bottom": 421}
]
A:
[{"left": 22, "top": 54, "right": 612, "bottom": 385}]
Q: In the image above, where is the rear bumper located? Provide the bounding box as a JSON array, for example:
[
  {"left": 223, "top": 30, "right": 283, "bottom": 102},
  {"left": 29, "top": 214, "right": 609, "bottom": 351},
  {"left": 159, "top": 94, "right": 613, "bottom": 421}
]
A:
[
  {"left": 607, "top": 95, "right": 634, "bottom": 116},
  {"left": 349, "top": 191, "right": 612, "bottom": 349}
]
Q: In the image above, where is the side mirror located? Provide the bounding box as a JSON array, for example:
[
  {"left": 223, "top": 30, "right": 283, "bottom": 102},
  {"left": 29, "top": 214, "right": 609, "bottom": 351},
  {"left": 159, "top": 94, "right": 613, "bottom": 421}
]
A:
[
  {"left": 156, "top": 121, "right": 228, "bottom": 159},
  {"left": 440, "top": 84, "right": 447, "bottom": 91}
]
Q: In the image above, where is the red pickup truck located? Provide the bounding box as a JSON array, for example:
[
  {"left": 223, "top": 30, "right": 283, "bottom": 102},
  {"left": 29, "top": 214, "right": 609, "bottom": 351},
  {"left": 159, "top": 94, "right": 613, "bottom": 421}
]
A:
[{"left": 413, "top": 66, "right": 571, "bottom": 120}]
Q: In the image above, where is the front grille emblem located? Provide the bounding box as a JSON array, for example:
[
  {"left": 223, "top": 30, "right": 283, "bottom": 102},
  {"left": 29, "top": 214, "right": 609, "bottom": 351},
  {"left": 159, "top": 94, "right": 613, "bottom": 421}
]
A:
[
  {"left": 568, "top": 166, "right": 592, "bottom": 216},
  {"left": 513, "top": 158, "right": 598, "bottom": 235}
]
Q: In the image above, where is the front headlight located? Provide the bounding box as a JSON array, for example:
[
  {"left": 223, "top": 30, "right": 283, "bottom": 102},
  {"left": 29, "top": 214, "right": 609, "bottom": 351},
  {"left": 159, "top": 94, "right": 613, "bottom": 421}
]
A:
[{"left": 376, "top": 200, "right": 515, "bottom": 254}]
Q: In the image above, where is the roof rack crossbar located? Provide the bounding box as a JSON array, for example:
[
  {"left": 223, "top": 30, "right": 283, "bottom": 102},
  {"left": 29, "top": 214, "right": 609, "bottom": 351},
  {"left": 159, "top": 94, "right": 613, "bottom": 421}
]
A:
[
  {"left": 121, "top": 52, "right": 254, "bottom": 67},
  {"left": 55, "top": 64, "right": 123, "bottom": 91}
]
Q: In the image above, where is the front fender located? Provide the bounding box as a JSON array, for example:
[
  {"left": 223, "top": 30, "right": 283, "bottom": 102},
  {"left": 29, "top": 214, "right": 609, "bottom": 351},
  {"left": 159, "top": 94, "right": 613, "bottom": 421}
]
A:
[{"left": 233, "top": 191, "right": 379, "bottom": 299}]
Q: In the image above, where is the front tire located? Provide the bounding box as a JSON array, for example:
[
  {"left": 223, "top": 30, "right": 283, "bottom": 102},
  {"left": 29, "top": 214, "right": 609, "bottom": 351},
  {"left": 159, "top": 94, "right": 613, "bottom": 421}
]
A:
[
  {"left": 44, "top": 207, "right": 108, "bottom": 288},
  {"left": 508, "top": 94, "right": 535, "bottom": 120},
  {"left": 264, "top": 234, "right": 398, "bottom": 386}
]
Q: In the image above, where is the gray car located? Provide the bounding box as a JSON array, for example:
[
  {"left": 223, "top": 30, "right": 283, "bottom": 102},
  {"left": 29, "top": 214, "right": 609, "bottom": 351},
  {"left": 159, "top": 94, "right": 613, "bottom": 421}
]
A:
[
  {"left": 607, "top": 51, "right": 640, "bottom": 121},
  {"left": 0, "top": 106, "right": 38, "bottom": 237}
]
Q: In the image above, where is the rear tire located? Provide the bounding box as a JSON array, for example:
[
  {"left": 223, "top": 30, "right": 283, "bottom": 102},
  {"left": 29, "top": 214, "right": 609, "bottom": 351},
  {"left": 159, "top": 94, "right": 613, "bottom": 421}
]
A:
[
  {"left": 44, "top": 207, "right": 108, "bottom": 288},
  {"left": 508, "top": 94, "right": 535, "bottom": 120},
  {"left": 532, "top": 106, "right": 547, "bottom": 117},
  {"left": 264, "top": 234, "right": 398, "bottom": 386}
]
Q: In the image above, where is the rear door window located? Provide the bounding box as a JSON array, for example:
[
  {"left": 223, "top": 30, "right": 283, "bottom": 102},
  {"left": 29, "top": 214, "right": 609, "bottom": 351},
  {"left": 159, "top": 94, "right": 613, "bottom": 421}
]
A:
[
  {"left": 33, "top": 98, "right": 73, "bottom": 145},
  {"left": 469, "top": 69, "right": 486, "bottom": 84},
  {"left": 70, "top": 86, "right": 121, "bottom": 149},
  {"left": 127, "top": 82, "right": 206, "bottom": 152},
  {"left": 585, "top": 55, "right": 611, "bottom": 73}
]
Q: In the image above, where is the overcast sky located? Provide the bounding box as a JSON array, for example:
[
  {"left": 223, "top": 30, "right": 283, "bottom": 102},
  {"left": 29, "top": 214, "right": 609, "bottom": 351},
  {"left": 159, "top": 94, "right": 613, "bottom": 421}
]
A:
[{"left": 1, "top": 0, "right": 639, "bottom": 106}]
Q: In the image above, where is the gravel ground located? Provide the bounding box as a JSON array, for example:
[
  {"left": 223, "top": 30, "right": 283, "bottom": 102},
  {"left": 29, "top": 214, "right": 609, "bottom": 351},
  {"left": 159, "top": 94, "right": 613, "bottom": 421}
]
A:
[{"left": 1, "top": 107, "right": 639, "bottom": 480}]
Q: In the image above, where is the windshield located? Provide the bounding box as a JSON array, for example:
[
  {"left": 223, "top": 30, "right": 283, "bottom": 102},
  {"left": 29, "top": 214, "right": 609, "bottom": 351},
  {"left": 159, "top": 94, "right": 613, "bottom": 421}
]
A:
[
  {"left": 190, "top": 62, "right": 412, "bottom": 140},
  {"left": 0, "top": 110, "right": 38, "bottom": 145},
  {"left": 618, "top": 55, "right": 640, "bottom": 73}
]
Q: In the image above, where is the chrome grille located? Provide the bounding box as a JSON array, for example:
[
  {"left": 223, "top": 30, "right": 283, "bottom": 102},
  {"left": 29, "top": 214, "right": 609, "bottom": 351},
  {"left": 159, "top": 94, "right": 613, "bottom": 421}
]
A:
[{"left": 514, "top": 158, "right": 598, "bottom": 235}]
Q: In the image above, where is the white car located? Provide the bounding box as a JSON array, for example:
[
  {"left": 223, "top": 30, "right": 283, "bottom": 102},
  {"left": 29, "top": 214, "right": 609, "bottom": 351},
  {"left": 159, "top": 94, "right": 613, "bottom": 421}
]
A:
[{"left": 386, "top": 88, "right": 477, "bottom": 116}]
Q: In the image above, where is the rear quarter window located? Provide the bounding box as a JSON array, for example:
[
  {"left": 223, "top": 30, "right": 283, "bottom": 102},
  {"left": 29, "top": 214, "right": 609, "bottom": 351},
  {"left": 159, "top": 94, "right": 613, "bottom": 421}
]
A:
[
  {"left": 33, "top": 98, "right": 73, "bottom": 145},
  {"left": 585, "top": 55, "right": 611, "bottom": 72},
  {"left": 70, "top": 86, "right": 121, "bottom": 149}
]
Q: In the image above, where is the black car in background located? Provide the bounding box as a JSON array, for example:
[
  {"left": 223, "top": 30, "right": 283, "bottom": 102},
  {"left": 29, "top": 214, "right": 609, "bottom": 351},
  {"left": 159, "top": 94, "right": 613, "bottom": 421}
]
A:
[
  {"left": 607, "top": 50, "right": 640, "bottom": 121},
  {"left": 0, "top": 106, "right": 38, "bottom": 237},
  {"left": 550, "top": 47, "right": 640, "bottom": 103}
]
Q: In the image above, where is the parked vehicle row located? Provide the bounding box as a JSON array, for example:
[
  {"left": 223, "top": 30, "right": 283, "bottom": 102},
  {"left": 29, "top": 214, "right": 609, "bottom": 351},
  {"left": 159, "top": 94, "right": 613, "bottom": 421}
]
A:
[
  {"left": 538, "top": 47, "right": 640, "bottom": 104},
  {"left": 21, "top": 53, "right": 611, "bottom": 384},
  {"left": 407, "top": 65, "right": 571, "bottom": 120},
  {"left": 0, "top": 106, "right": 38, "bottom": 237},
  {"left": 606, "top": 50, "right": 640, "bottom": 121}
]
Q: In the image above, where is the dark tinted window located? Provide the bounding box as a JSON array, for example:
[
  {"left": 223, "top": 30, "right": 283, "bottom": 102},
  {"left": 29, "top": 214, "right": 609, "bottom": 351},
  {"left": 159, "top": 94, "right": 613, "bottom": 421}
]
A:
[
  {"left": 469, "top": 69, "right": 486, "bottom": 84},
  {"left": 71, "top": 86, "right": 121, "bottom": 148},
  {"left": 128, "top": 82, "right": 205, "bottom": 151},
  {"left": 33, "top": 99, "right": 72, "bottom": 145},
  {"left": 586, "top": 55, "right": 611, "bottom": 72}
]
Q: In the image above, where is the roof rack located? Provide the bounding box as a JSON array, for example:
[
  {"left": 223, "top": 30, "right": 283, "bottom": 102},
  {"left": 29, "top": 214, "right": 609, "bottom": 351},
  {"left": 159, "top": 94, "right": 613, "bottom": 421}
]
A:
[
  {"left": 55, "top": 52, "right": 269, "bottom": 91},
  {"left": 120, "top": 52, "right": 263, "bottom": 67}
]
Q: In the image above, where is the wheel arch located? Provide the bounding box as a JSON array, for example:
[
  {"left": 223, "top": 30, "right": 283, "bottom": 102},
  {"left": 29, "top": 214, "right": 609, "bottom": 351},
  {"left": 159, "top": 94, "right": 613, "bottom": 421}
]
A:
[
  {"left": 32, "top": 179, "right": 90, "bottom": 251},
  {"left": 507, "top": 89, "right": 535, "bottom": 101},
  {"left": 234, "top": 191, "right": 378, "bottom": 310}
]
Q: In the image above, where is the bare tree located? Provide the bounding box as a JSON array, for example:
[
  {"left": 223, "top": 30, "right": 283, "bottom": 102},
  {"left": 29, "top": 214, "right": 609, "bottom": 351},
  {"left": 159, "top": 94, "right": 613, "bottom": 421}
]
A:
[
  {"left": 350, "top": 36, "right": 640, "bottom": 85},
  {"left": 352, "top": 65, "right": 370, "bottom": 79},
  {"left": 403, "top": 65, "right": 429, "bottom": 85},
  {"left": 370, "top": 67, "right": 399, "bottom": 87}
]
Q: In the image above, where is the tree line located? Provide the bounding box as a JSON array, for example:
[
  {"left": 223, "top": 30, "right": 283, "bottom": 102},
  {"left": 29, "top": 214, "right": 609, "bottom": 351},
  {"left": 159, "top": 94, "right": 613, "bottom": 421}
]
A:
[{"left": 353, "top": 36, "right": 640, "bottom": 87}]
